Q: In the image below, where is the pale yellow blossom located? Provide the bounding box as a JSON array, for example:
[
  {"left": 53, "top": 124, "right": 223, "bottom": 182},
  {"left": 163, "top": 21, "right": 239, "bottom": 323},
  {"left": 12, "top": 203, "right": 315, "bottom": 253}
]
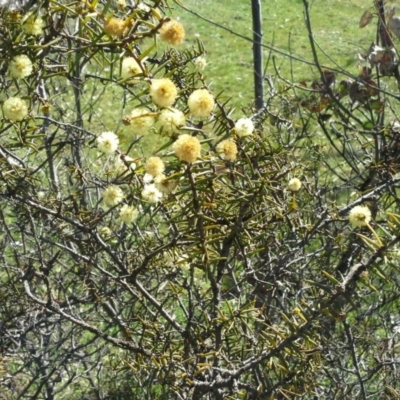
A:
[
  {"left": 141, "top": 184, "right": 163, "bottom": 203},
  {"left": 3, "top": 97, "right": 28, "bottom": 122},
  {"left": 103, "top": 185, "right": 124, "bottom": 207},
  {"left": 156, "top": 108, "right": 186, "bottom": 136},
  {"left": 349, "top": 205, "right": 372, "bottom": 228},
  {"left": 216, "top": 139, "right": 237, "bottom": 161},
  {"left": 235, "top": 118, "right": 254, "bottom": 137},
  {"left": 150, "top": 78, "right": 178, "bottom": 108},
  {"left": 96, "top": 131, "right": 119, "bottom": 154},
  {"left": 173, "top": 134, "right": 201, "bottom": 163},
  {"left": 160, "top": 19, "right": 185, "bottom": 45},
  {"left": 104, "top": 17, "right": 126, "bottom": 37},
  {"left": 119, "top": 204, "right": 139, "bottom": 224},
  {"left": 121, "top": 57, "right": 142, "bottom": 80},
  {"left": 187, "top": 89, "right": 214, "bottom": 118},
  {"left": 288, "top": 178, "right": 302, "bottom": 192},
  {"left": 145, "top": 156, "right": 165, "bottom": 177},
  {"left": 23, "top": 14, "right": 44, "bottom": 36},
  {"left": 124, "top": 107, "right": 155, "bottom": 135},
  {"left": 9, "top": 55, "right": 33, "bottom": 79}
]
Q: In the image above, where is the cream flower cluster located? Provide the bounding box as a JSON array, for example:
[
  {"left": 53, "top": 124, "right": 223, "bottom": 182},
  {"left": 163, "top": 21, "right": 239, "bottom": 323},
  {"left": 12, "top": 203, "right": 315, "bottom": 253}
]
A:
[
  {"left": 288, "top": 178, "right": 302, "bottom": 192},
  {"left": 173, "top": 134, "right": 201, "bottom": 163},
  {"left": 160, "top": 20, "right": 185, "bottom": 46},
  {"left": 119, "top": 204, "right": 139, "bottom": 224},
  {"left": 141, "top": 184, "right": 163, "bottom": 204},
  {"left": 23, "top": 14, "right": 44, "bottom": 36},
  {"left": 117, "top": 0, "right": 126, "bottom": 9},
  {"left": 124, "top": 107, "right": 155, "bottom": 135},
  {"left": 96, "top": 131, "right": 119, "bottom": 154},
  {"left": 194, "top": 56, "right": 207, "bottom": 71},
  {"left": 154, "top": 174, "right": 177, "bottom": 195},
  {"left": 145, "top": 156, "right": 165, "bottom": 177},
  {"left": 9, "top": 55, "right": 33, "bottom": 79},
  {"left": 216, "top": 139, "right": 237, "bottom": 161},
  {"left": 187, "top": 89, "right": 214, "bottom": 118},
  {"left": 104, "top": 17, "right": 126, "bottom": 38},
  {"left": 235, "top": 118, "right": 254, "bottom": 137},
  {"left": 156, "top": 108, "right": 186, "bottom": 136},
  {"left": 349, "top": 205, "right": 372, "bottom": 228},
  {"left": 121, "top": 57, "right": 142, "bottom": 80},
  {"left": 150, "top": 78, "right": 178, "bottom": 108},
  {"left": 3, "top": 97, "right": 28, "bottom": 122},
  {"left": 103, "top": 185, "right": 124, "bottom": 207}
]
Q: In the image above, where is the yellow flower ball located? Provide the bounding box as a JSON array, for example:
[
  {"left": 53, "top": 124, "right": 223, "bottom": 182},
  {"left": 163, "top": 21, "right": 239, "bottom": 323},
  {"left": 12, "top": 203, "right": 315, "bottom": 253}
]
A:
[
  {"left": 173, "top": 134, "right": 201, "bottom": 163},
  {"left": 23, "top": 14, "right": 44, "bottom": 36},
  {"left": 96, "top": 131, "right": 119, "bottom": 154},
  {"left": 103, "top": 185, "right": 124, "bottom": 207},
  {"left": 9, "top": 55, "right": 33, "bottom": 79},
  {"left": 3, "top": 97, "right": 28, "bottom": 122},
  {"left": 288, "top": 178, "right": 302, "bottom": 192},
  {"left": 349, "top": 205, "right": 372, "bottom": 228},
  {"left": 150, "top": 78, "right": 178, "bottom": 108},
  {"left": 187, "top": 89, "right": 214, "bottom": 118},
  {"left": 141, "top": 184, "right": 163, "bottom": 204},
  {"left": 121, "top": 57, "right": 142, "bottom": 80},
  {"left": 216, "top": 139, "right": 238, "bottom": 161},
  {"left": 119, "top": 204, "right": 139, "bottom": 224},
  {"left": 160, "top": 19, "right": 185, "bottom": 46},
  {"left": 104, "top": 17, "right": 126, "bottom": 38},
  {"left": 156, "top": 107, "right": 186, "bottom": 136},
  {"left": 124, "top": 107, "right": 155, "bottom": 135},
  {"left": 145, "top": 156, "right": 165, "bottom": 177}
]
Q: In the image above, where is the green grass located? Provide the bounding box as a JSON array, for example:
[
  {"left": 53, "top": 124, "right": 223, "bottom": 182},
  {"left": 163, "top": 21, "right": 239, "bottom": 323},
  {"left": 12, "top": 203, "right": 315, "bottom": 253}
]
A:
[
  {"left": 83, "top": 0, "right": 383, "bottom": 157},
  {"left": 91, "top": 0, "right": 379, "bottom": 156},
  {"left": 171, "top": 0, "right": 375, "bottom": 112},
  {"left": 164, "top": 0, "right": 392, "bottom": 192}
]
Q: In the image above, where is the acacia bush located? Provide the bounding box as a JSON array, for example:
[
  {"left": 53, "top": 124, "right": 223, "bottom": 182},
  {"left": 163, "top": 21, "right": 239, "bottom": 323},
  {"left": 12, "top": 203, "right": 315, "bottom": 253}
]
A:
[{"left": 1, "top": 0, "right": 400, "bottom": 399}]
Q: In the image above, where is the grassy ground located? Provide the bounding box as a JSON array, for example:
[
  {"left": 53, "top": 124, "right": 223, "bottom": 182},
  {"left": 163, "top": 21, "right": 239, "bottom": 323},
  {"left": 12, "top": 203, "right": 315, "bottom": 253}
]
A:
[{"left": 171, "top": 0, "right": 376, "bottom": 113}]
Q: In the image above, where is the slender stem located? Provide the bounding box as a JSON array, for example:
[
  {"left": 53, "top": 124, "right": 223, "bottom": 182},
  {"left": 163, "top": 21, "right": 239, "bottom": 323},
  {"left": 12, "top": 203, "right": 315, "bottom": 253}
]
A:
[{"left": 343, "top": 321, "right": 367, "bottom": 400}]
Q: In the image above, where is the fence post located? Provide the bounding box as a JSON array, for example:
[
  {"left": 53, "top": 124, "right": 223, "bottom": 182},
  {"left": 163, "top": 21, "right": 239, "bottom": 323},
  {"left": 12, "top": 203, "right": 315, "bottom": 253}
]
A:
[{"left": 251, "top": 0, "right": 264, "bottom": 110}]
